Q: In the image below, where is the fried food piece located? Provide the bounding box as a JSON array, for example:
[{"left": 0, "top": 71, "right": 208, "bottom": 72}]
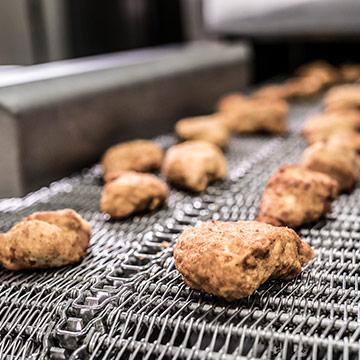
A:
[
  {"left": 174, "top": 221, "right": 314, "bottom": 301},
  {"left": 324, "top": 85, "right": 360, "bottom": 111},
  {"left": 175, "top": 114, "right": 230, "bottom": 147},
  {"left": 302, "top": 110, "right": 360, "bottom": 144},
  {"left": 216, "top": 93, "right": 248, "bottom": 112},
  {"left": 282, "top": 60, "right": 338, "bottom": 100},
  {"left": 327, "top": 132, "right": 360, "bottom": 153},
  {"left": 0, "top": 209, "right": 91, "bottom": 270},
  {"left": 253, "top": 84, "right": 289, "bottom": 100},
  {"left": 161, "top": 140, "right": 226, "bottom": 192},
  {"left": 216, "top": 93, "right": 288, "bottom": 134},
  {"left": 102, "top": 140, "right": 163, "bottom": 181},
  {"left": 253, "top": 62, "right": 336, "bottom": 102},
  {"left": 257, "top": 165, "right": 338, "bottom": 228},
  {"left": 100, "top": 171, "right": 168, "bottom": 218},
  {"left": 296, "top": 61, "right": 339, "bottom": 87},
  {"left": 340, "top": 63, "right": 360, "bottom": 82},
  {"left": 283, "top": 76, "right": 323, "bottom": 100},
  {"left": 300, "top": 141, "right": 360, "bottom": 192}
]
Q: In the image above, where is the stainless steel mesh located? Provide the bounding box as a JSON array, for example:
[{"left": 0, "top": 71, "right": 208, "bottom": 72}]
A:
[{"left": 1, "top": 96, "right": 359, "bottom": 360}]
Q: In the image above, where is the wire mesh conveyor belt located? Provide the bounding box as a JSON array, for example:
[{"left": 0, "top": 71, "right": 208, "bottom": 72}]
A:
[{"left": 1, "top": 95, "right": 360, "bottom": 360}]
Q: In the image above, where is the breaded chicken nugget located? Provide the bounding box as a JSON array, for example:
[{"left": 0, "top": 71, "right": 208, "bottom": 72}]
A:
[
  {"left": 102, "top": 140, "right": 163, "bottom": 181},
  {"left": 296, "top": 61, "right": 339, "bottom": 87},
  {"left": 253, "top": 84, "right": 289, "bottom": 100},
  {"left": 257, "top": 165, "right": 338, "bottom": 228},
  {"left": 161, "top": 140, "right": 226, "bottom": 192},
  {"left": 340, "top": 63, "right": 360, "bottom": 82},
  {"left": 175, "top": 114, "right": 230, "bottom": 147},
  {"left": 174, "top": 221, "right": 314, "bottom": 301},
  {"left": 324, "top": 85, "right": 360, "bottom": 111},
  {"left": 283, "top": 76, "right": 323, "bottom": 100},
  {"left": 0, "top": 209, "right": 91, "bottom": 270},
  {"left": 216, "top": 93, "right": 248, "bottom": 112},
  {"left": 100, "top": 171, "right": 168, "bottom": 218},
  {"left": 302, "top": 110, "right": 360, "bottom": 144},
  {"left": 300, "top": 141, "right": 360, "bottom": 192},
  {"left": 217, "top": 93, "right": 288, "bottom": 134},
  {"left": 327, "top": 132, "right": 360, "bottom": 153}
]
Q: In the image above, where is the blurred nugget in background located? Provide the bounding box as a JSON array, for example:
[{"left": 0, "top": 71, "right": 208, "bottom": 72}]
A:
[
  {"left": 302, "top": 110, "right": 360, "bottom": 144},
  {"left": 175, "top": 115, "right": 230, "bottom": 148},
  {"left": 340, "top": 63, "right": 360, "bottom": 82},
  {"left": 216, "top": 93, "right": 288, "bottom": 134},
  {"left": 323, "top": 84, "right": 360, "bottom": 111}
]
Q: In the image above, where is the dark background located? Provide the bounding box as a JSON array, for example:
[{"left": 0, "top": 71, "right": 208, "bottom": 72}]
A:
[
  {"left": 248, "top": 38, "right": 360, "bottom": 82},
  {"left": 66, "top": 0, "right": 184, "bottom": 58}
]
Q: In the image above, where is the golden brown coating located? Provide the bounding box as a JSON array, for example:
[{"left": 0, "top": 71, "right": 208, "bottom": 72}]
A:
[
  {"left": 323, "top": 85, "right": 360, "bottom": 111},
  {"left": 327, "top": 132, "right": 360, "bottom": 153},
  {"left": 296, "top": 61, "right": 339, "bottom": 87},
  {"left": 174, "top": 221, "right": 314, "bottom": 301},
  {"left": 100, "top": 171, "right": 168, "bottom": 218},
  {"left": 253, "top": 84, "right": 289, "bottom": 100},
  {"left": 161, "top": 140, "right": 227, "bottom": 192},
  {"left": 0, "top": 209, "right": 91, "bottom": 270},
  {"left": 300, "top": 141, "right": 360, "bottom": 192},
  {"left": 283, "top": 76, "right": 323, "bottom": 100},
  {"left": 216, "top": 93, "right": 288, "bottom": 134},
  {"left": 102, "top": 140, "right": 163, "bottom": 181},
  {"left": 175, "top": 115, "right": 230, "bottom": 147},
  {"left": 257, "top": 165, "right": 338, "bottom": 228},
  {"left": 340, "top": 63, "right": 360, "bottom": 82},
  {"left": 216, "top": 93, "right": 248, "bottom": 112},
  {"left": 302, "top": 110, "right": 360, "bottom": 144}
]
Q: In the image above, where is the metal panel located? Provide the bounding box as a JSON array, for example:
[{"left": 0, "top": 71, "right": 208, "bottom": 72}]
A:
[
  {"left": 204, "top": 0, "right": 360, "bottom": 37},
  {"left": 0, "top": 0, "right": 33, "bottom": 65}
]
